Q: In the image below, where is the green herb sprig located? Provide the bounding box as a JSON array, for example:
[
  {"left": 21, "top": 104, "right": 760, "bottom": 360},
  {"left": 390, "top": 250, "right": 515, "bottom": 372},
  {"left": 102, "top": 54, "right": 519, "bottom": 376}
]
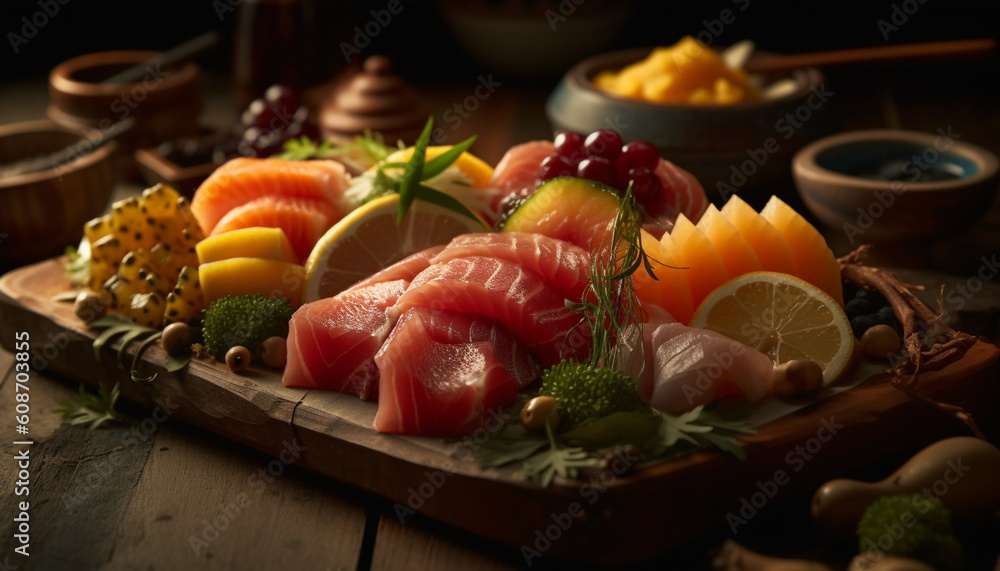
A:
[{"left": 54, "top": 382, "right": 121, "bottom": 430}]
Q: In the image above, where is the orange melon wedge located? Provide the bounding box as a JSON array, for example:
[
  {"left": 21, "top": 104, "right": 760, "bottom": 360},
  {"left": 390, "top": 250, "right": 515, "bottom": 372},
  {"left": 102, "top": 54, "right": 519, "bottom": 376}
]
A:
[
  {"left": 696, "top": 204, "right": 762, "bottom": 279},
  {"left": 760, "top": 196, "right": 844, "bottom": 306},
  {"left": 720, "top": 195, "right": 797, "bottom": 275},
  {"left": 664, "top": 213, "right": 729, "bottom": 312},
  {"left": 633, "top": 229, "right": 694, "bottom": 324}
]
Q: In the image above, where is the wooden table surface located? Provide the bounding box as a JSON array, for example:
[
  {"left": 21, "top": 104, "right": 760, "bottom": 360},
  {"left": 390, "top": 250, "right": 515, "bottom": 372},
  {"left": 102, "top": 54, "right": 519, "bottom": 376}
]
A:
[{"left": 2, "top": 52, "right": 1000, "bottom": 571}]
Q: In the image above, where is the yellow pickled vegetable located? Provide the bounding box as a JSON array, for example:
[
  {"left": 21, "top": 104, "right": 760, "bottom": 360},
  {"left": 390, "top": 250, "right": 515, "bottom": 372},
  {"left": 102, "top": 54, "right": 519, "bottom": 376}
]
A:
[{"left": 593, "top": 36, "right": 759, "bottom": 105}]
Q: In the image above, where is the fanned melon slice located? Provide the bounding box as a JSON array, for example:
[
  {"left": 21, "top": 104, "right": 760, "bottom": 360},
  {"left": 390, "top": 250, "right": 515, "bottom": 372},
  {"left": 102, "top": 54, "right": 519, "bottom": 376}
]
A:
[
  {"left": 664, "top": 213, "right": 729, "bottom": 312},
  {"left": 720, "top": 195, "right": 797, "bottom": 275},
  {"left": 633, "top": 229, "right": 694, "bottom": 324},
  {"left": 760, "top": 196, "right": 844, "bottom": 306},
  {"left": 696, "top": 204, "right": 762, "bottom": 279}
]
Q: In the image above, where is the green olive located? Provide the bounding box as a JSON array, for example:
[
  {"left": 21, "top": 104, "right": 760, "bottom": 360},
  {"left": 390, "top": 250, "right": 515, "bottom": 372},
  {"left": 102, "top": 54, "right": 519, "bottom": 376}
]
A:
[
  {"left": 260, "top": 336, "right": 287, "bottom": 368},
  {"left": 74, "top": 290, "right": 107, "bottom": 323},
  {"left": 226, "top": 345, "right": 251, "bottom": 372},
  {"left": 861, "top": 324, "right": 901, "bottom": 359},
  {"left": 520, "top": 396, "right": 559, "bottom": 433},
  {"left": 161, "top": 322, "right": 192, "bottom": 356},
  {"left": 772, "top": 360, "right": 824, "bottom": 397}
]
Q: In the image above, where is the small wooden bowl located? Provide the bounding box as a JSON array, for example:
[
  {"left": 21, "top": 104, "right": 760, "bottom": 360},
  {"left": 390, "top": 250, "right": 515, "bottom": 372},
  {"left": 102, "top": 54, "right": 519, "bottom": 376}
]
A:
[
  {"left": 793, "top": 129, "right": 1000, "bottom": 243},
  {"left": 546, "top": 47, "right": 840, "bottom": 202},
  {"left": 47, "top": 50, "right": 202, "bottom": 177},
  {"left": 134, "top": 146, "right": 217, "bottom": 199},
  {"left": 0, "top": 120, "right": 118, "bottom": 266}
]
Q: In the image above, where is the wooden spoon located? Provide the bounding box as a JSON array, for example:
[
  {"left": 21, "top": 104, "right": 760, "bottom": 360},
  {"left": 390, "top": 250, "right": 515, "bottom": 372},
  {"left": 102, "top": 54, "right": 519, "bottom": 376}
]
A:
[{"left": 744, "top": 38, "right": 996, "bottom": 73}]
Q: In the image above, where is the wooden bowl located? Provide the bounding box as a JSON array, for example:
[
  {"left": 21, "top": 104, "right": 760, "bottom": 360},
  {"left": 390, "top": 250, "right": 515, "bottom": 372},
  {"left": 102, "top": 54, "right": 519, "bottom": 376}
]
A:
[
  {"left": 545, "top": 47, "right": 840, "bottom": 203},
  {"left": 47, "top": 50, "right": 202, "bottom": 177},
  {"left": 793, "top": 129, "right": 1000, "bottom": 244},
  {"left": 0, "top": 120, "right": 118, "bottom": 266}
]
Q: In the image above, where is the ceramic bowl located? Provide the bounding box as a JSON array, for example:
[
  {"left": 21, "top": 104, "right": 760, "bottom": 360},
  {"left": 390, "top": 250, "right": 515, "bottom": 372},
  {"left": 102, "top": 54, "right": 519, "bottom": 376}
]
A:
[
  {"left": 793, "top": 129, "right": 1000, "bottom": 244},
  {"left": 0, "top": 120, "right": 118, "bottom": 266},
  {"left": 546, "top": 47, "right": 840, "bottom": 202},
  {"left": 47, "top": 50, "right": 202, "bottom": 177}
]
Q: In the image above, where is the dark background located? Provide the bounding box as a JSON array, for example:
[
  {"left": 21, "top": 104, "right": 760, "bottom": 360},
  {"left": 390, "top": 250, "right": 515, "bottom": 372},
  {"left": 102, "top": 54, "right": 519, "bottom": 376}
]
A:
[{"left": 3, "top": 0, "right": 999, "bottom": 87}]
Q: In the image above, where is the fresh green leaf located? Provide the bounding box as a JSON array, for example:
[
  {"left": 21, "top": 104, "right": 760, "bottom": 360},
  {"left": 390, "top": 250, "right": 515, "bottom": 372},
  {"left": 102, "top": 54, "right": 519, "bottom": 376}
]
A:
[
  {"left": 116, "top": 328, "right": 150, "bottom": 365},
  {"left": 272, "top": 137, "right": 336, "bottom": 161},
  {"left": 475, "top": 436, "right": 548, "bottom": 468},
  {"left": 93, "top": 324, "right": 139, "bottom": 362},
  {"left": 396, "top": 118, "right": 433, "bottom": 224},
  {"left": 519, "top": 420, "right": 601, "bottom": 487},
  {"left": 559, "top": 411, "right": 662, "bottom": 449},
  {"left": 356, "top": 132, "right": 396, "bottom": 163},
  {"left": 421, "top": 135, "right": 476, "bottom": 180},
  {"left": 165, "top": 351, "right": 192, "bottom": 373},
  {"left": 130, "top": 333, "right": 163, "bottom": 382},
  {"left": 658, "top": 406, "right": 713, "bottom": 448},
  {"left": 414, "top": 184, "right": 481, "bottom": 222},
  {"left": 55, "top": 382, "right": 121, "bottom": 430}
]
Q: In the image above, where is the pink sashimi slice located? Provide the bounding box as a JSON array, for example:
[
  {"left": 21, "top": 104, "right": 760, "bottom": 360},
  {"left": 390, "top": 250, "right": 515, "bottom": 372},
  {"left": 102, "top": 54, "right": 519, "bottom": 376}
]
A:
[
  {"left": 395, "top": 256, "right": 589, "bottom": 367},
  {"left": 430, "top": 232, "right": 591, "bottom": 302},
  {"left": 281, "top": 279, "right": 407, "bottom": 400},
  {"left": 210, "top": 195, "right": 343, "bottom": 264},
  {"left": 643, "top": 159, "right": 710, "bottom": 238},
  {"left": 351, "top": 245, "right": 446, "bottom": 290},
  {"left": 191, "top": 157, "right": 351, "bottom": 234},
  {"left": 489, "top": 140, "right": 554, "bottom": 194},
  {"left": 639, "top": 322, "right": 774, "bottom": 413},
  {"left": 373, "top": 307, "right": 540, "bottom": 436}
]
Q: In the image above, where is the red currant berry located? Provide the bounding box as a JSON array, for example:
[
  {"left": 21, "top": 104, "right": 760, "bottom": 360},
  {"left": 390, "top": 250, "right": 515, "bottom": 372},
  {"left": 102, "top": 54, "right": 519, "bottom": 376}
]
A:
[
  {"left": 537, "top": 154, "right": 576, "bottom": 181},
  {"left": 553, "top": 131, "right": 585, "bottom": 161},
  {"left": 617, "top": 140, "right": 660, "bottom": 172},
  {"left": 577, "top": 157, "right": 618, "bottom": 188},
  {"left": 584, "top": 129, "right": 623, "bottom": 161},
  {"left": 623, "top": 167, "right": 662, "bottom": 201}
]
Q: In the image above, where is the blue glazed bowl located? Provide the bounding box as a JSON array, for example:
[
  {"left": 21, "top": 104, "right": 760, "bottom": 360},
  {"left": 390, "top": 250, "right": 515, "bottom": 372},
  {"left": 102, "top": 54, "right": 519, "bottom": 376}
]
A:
[
  {"left": 793, "top": 129, "right": 1000, "bottom": 244},
  {"left": 545, "top": 47, "right": 839, "bottom": 203}
]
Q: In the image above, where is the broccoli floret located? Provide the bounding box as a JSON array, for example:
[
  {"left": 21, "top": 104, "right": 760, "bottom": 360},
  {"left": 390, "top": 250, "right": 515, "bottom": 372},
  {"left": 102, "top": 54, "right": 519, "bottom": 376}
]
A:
[
  {"left": 538, "top": 361, "right": 642, "bottom": 429},
  {"left": 857, "top": 494, "right": 963, "bottom": 571},
  {"left": 202, "top": 295, "right": 295, "bottom": 361}
]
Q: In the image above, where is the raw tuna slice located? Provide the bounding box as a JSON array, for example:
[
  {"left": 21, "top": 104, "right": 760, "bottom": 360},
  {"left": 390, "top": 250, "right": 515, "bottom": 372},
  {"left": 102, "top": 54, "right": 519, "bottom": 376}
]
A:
[
  {"left": 373, "top": 307, "right": 540, "bottom": 436},
  {"left": 430, "top": 232, "right": 591, "bottom": 301},
  {"left": 640, "top": 322, "right": 774, "bottom": 413},
  {"left": 395, "top": 256, "right": 589, "bottom": 367},
  {"left": 351, "top": 245, "right": 445, "bottom": 290},
  {"left": 281, "top": 279, "right": 406, "bottom": 400}
]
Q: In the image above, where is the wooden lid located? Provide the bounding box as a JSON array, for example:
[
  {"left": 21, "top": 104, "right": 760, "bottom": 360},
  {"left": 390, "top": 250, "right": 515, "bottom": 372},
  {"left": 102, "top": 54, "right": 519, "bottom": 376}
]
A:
[{"left": 319, "top": 56, "right": 429, "bottom": 146}]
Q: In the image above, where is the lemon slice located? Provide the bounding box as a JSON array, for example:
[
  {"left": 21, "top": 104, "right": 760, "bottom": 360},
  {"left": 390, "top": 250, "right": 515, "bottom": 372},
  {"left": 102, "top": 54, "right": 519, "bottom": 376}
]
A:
[
  {"left": 303, "top": 194, "right": 491, "bottom": 302},
  {"left": 689, "top": 271, "right": 854, "bottom": 385}
]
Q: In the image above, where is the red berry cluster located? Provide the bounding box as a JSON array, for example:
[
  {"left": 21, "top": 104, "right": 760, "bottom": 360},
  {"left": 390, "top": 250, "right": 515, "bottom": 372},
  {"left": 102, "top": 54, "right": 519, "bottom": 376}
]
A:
[{"left": 537, "top": 129, "right": 662, "bottom": 200}]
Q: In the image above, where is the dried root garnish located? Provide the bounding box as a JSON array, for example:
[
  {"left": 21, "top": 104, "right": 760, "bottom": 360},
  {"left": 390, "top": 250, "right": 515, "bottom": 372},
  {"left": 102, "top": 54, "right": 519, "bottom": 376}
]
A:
[{"left": 839, "top": 245, "right": 984, "bottom": 438}]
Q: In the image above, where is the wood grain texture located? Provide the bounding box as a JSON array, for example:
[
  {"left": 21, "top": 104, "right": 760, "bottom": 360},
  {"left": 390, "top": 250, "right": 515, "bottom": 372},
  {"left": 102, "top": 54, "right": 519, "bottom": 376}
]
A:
[{"left": 1, "top": 258, "right": 998, "bottom": 564}]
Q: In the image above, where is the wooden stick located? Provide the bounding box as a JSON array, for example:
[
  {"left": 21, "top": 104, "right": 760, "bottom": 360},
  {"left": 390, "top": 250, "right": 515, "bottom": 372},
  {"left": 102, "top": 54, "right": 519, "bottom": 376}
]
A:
[{"left": 745, "top": 38, "right": 996, "bottom": 73}]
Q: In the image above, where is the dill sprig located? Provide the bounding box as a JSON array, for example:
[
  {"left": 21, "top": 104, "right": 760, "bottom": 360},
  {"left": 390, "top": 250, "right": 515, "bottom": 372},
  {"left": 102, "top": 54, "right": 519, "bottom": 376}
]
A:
[{"left": 566, "top": 186, "right": 654, "bottom": 372}]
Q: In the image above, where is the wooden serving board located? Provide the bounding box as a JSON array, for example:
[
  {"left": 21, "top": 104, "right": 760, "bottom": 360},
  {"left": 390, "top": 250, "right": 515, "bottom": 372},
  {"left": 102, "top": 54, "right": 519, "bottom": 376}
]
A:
[{"left": 2, "top": 258, "right": 998, "bottom": 564}]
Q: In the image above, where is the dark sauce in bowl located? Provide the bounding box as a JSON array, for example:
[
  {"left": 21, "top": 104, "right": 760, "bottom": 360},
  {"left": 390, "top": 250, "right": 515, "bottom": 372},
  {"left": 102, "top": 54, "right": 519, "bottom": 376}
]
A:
[{"left": 815, "top": 139, "right": 978, "bottom": 183}]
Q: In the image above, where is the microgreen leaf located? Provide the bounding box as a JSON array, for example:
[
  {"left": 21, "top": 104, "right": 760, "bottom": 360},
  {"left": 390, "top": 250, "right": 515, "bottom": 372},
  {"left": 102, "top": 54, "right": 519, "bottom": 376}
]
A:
[
  {"left": 64, "top": 245, "right": 90, "bottom": 288},
  {"left": 475, "top": 437, "right": 549, "bottom": 468}
]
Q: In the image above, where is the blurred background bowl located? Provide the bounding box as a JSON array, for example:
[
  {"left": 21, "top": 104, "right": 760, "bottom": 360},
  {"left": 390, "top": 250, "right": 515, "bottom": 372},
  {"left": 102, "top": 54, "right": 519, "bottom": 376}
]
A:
[
  {"left": 793, "top": 129, "right": 1000, "bottom": 244},
  {"left": 0, "top": 120, "right": 118, "bottom": 266},
  {"left": 47, "top": 49, "right": 202, "bottom": 179},
  {"left": 546, "top": 46, "right": 840, "bottom": 206}
]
